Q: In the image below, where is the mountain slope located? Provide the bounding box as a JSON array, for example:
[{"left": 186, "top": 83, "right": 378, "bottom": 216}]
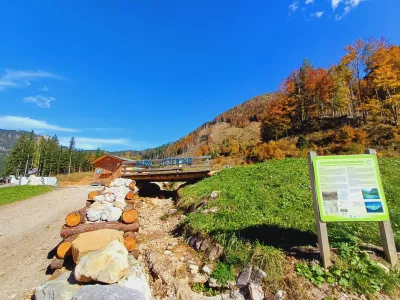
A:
[{"left": 0, "top": 129, "right": 32, "bottom": 174}]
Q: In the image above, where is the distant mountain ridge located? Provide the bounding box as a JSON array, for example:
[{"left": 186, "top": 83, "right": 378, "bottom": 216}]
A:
[{"left": 0, "top": 93, "right": 271, "bottom": 172}]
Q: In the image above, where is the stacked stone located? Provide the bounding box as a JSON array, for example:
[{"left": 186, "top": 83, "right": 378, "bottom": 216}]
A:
[
  {"left": 36, "top": 178, "right": 150, "bottom": 300},
  {"left": 52, "top": 178, "right": 140, "bottom": 271}
]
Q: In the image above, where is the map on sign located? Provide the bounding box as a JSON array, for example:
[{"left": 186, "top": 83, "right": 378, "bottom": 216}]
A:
[{"left": 313, "top": 155, "right": 389, "bottom": 222}]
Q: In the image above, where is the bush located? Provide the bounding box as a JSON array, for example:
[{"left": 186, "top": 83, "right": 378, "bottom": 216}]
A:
[
  {"left": 211, "top": 262, "right": 235, "bottom": 285},
  {"left": 296, "top": 135, "right": 309, "bottom": 149}
]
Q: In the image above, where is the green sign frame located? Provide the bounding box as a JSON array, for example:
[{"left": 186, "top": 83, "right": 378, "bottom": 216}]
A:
[{"left": 312, "top": 155, "right": 389, "bottom": 222}]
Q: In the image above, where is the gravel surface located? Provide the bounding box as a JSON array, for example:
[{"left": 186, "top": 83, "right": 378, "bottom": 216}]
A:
[{"left": 0, "top": 186, "right": 96, "bottom": 300}]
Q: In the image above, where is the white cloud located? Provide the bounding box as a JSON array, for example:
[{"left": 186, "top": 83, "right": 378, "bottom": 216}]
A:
[
  {"left": 0, "top": 69, "right": 62, "bottom": 91},
  {"left": 24, "top": 95, "right": 55, "bottom": 108},
  {"left": 38, "top": 85, "right": 49, "bottom": 92},
  {"left": 0, "top": 116, "right": 78, "bottom": 132},
  {"left": 59, "top": 137, "right": 131, "bottom": 150},
  {"left": 312, "top": 11, "right": 325, "bottom": 18},
  {"left": 289, "top": 1, "right": 299, "bottom": 15},
  {"left": 332, "top": 0, "right": 342, "bottom": 9},
  {"left": 305, "top": 0, "right": 314, "bottom": 4},
  {"left": 333, "top": 0, "right": 365, "bottom": 19}
]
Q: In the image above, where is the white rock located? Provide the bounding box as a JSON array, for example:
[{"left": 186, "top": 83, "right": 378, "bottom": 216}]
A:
[
  {"left": 248, "top": 282, "right": 265, "bottom": 300},
  {"left": 106, "top": 206, "right": 123, "bottom": 222},
  {"left": 210, "top": 191, "right": 219, "bottom": 199},
  {"left": 118, "top": 256, "right": 152, "bottom": 300},
  {"left": 276, "top": 290, "right": 285, "bottom": 300},
  {"left": 164, "top": 250, "right": 172, "bottom": 255},
  {"left": 189, "top": 264, "right": 199, "bottom": 274},
  {"left": 86, "top": 209, "right": 102, "bottom": 222},
  {"left": 74, "top": 240, "right": 129, "bottom": 284},
  {"left": 100, "top": 209, "right": 110, "bottom": 221},
  {"left": 202, "top": 266, "right": 212, "bottom": 275},
  {"left": 114, "top": 201, "right": 127, "bottom": 210}
]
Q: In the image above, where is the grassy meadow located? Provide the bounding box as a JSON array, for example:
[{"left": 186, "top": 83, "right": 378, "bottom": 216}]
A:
[
  {"left": 0, "top": 185, "right": 53, "bottom": 206},
  {"left": 178, "top": 158, "right": 400, "bottom": 297}
]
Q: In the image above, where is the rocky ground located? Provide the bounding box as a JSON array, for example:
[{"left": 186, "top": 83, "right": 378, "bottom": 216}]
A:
[{"left": 0, "top": 186, "right": 98, "bottom": 300}]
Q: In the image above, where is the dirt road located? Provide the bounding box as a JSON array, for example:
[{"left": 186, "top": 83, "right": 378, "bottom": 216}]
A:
[{"left": 0, "top": 187, "right": 95, "bottom": 300}]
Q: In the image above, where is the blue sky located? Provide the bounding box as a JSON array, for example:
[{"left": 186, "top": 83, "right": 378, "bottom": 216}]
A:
[{"left": 0, "top": 0, "right": 399, "bottom": 151}]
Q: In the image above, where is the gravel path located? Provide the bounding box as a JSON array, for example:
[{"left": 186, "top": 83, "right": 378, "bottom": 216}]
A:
[{"left": 0, "top": 186, "right": 96, "bottom": 300}]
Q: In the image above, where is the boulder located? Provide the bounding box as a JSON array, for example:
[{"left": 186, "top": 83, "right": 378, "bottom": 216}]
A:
[
  {"left": 248, "top": 282, "right": 265, "bottom": 300},
  {"left": 210, "top": 191, "right": 219, "bottom": 199},
  {"left": 86, "top": 209, "right": 102, "bottom": 222},
  {"left": 72, "top": 285, "right": 145, "bottom": 300},
  {"left": 236, "top": 265, "right": 252, "bottom": 287},
  {"left": 251, "top": 267, "right": 267, "bottom": 284},
  {"left": 35, "top": 271, "right": 82, "bottom": 300},
  {"left": 208, "top": 243, "right": 224, "bottom": 261},
  {"left": 107, "top": 206, "right": 123, "bottom": 222},
  {"left": 72, "top": 229, "right": 124, "bottom": 263},
  {"left": 118, "top": 256, "right": 152, "bottom": 300},
  {"left": 74, "top": 240, "right": 129, "bottom": 284},
  {"left": 114, "top": 201, "right": 127, "bottom": 210}
]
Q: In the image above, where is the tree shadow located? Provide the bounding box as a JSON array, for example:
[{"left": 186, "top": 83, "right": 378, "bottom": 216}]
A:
[{"left": 227, "top": 225, "right": 318, "bottom": 249}]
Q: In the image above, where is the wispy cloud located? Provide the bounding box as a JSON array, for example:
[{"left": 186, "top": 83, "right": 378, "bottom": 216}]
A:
[
  {"left": 333, "top": 0, "right": 365, "bottom": 20},
  {"left": 0, "top": 116, "right": 78, "bottom": 132},
  {"left": 332, "top": 0, "right": 342, "bottom": 9},
  {"left": 23, "top": 95, "right": 55, "bottom": 108},
  {"left": 305, "top": 0, "right": 314, "bottom": 4},
  {"left": 0, "top": 69, "right": 62, "bottom": 91},
  {"left": 59, "top": 137, "right": 131, "bottom": 150},
  {"left": 289, "top": 1, "right": 299, "bottom": 15},
  {"left": 38, "top": 85, "right": 49, "bottom": 92},
  {"left": 312, "top": 11, "right": 325, "bottom": 18}
]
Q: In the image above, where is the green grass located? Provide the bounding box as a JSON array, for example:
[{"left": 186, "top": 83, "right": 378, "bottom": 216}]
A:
[
  {"left": 0, "top": 185, "right": 53, "bottom": 206},
  {"left": 178, "top": 158, "right": 400, "bottom": 247},
  {"left": 178, "top": 158, "right": 400, "bottom": 296}
]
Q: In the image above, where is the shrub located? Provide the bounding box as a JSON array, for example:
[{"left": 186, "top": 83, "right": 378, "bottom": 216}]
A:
[
  {"left": 211, "top": 262, "right": 235, "bottom": 285},
  {"left": 296, "top": 135, "right": 309, "bottom": 149}
]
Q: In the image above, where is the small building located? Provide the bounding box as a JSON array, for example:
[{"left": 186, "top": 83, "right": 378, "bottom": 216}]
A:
[{"left": 92, "top": 154, "right": 136, "bottom": 184}]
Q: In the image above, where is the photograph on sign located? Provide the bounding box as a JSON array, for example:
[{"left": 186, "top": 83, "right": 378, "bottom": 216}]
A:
[{"left": 312, "top": 155, "right": 389, "bottom": 222}]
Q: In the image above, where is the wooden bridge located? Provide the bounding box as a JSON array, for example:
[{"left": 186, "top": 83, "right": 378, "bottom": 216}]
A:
[{"left": 121, "top": 156, "right": 212, "bottom": 182}]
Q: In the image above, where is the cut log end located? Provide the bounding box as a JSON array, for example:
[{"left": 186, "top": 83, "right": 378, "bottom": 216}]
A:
[
  {"left": 57, "top": 242, "right": 72, "bottom": 259},
  {"left": 125, "top": 191, "right": 134, "bottom": 200},
  {"left": 124, "top": 237, "right": 137, "bottom": 252},
  {"left": 122, "top": 210, "right": 139, "bottom": 224},
  {"left": 129, "top": 181, "right": 136, "bottom": 190},
  {"left": 65, "top": 212, "right": 82, "bottom": 227}
]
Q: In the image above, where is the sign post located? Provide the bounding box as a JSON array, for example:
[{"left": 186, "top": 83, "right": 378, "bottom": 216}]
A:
[
  {"left": 308, "top": 150, "right": 398, "bottom": 268},
  {"left": 308, "top": 151, "right": 331, "bottom": 268}
]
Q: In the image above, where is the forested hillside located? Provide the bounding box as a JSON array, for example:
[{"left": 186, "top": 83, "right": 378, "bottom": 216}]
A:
[
  {"left": 147, "top": 38, "right": 400, "bottom": 163},
  {"left": 2, "top": 132, "right": 103, "bottom": 176}
]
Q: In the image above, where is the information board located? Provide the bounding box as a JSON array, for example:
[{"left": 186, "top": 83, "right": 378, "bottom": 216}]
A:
[{"left": 313, "top": 155, "right": 389, "bottom": 222}]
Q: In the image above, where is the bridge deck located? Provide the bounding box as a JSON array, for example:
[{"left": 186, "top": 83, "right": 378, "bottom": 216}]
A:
[{"left": 121, "top": 156, "right": 211, "bottom": 182}]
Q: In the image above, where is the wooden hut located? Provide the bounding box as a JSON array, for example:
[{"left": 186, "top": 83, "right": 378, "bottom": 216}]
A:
[{"left": 92, "top": 154, "right": 136, "bottom": 184}]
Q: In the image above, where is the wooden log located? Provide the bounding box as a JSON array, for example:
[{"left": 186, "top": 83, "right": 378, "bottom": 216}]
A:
[
  {"left": 122, "top": 210, "right": 139, "bottom": 224},
  {"left": 63, "top": 234, "right": 79, "bottom": 243},
  {"left": 88, "top": 191, "right": 100, "bottom": 200},
  {"left": 65, "top": 207, "right": 87, "bottom": 227},
  {"left": 124, "top": 237, "right": 137, "bottom": 252},
  {"left": 57, "top": 242, "right": 72, "bottom": 259},
  {"left": 65, "top": 212, "right": 82, "bottom": 227},
  {"left": 105, "top": 182, "right": 110, "bottom": 187},
  {"left": 50, "top": 258, "right": 64, "bottom": 270},
  {"left": 129, "top": 181, "right": 136, "bottom": 190},
  {"left": 126, "top": 191, "right": 134, "bottom": 200},
  {"left": 60, "top": 221, "right": 139, "bottom": 238}
]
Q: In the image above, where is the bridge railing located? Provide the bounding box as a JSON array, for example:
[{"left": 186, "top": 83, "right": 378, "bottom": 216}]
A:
[{"left": 121, "top": 156, "right": 212, "bottom": 176}]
